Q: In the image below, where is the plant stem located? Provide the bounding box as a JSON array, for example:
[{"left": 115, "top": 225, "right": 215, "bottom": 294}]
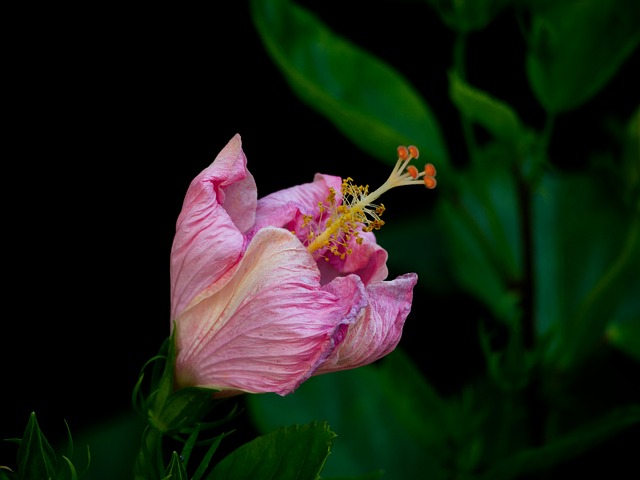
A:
[{"left": 453, "top": 32, "right": 479, "bottom": 165}]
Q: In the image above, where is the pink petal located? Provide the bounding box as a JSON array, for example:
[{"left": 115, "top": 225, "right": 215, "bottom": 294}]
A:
[
  {"left": 170, "top": 134, "right": 257, "bottom": 320},
  {"left": 248, "top": 173, "right": 342, "bottom": 239},
  {"left": 318, "top": 232, "right": 389, "bottom": 286},
  {"left": 316, "top": 273, "right": 418, "bottom": 374},
  {"left": 174, "top": 227, "right": 367, "bottom": 396}
]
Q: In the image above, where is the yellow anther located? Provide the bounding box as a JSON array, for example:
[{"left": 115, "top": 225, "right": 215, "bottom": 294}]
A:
[{"left": 298, "top": 146, "right": 436, "bottom": 259}]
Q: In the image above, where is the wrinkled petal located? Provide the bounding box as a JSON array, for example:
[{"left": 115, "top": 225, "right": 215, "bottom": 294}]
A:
[
  {"left": 174, "top": 227, "right": 367, "bottom": 395},
  {"left": 170, "top": 134, "right": 257, "bottom": 319},
  {"left": 316, "top": 273, "right": 418, "bottom": 374},
  {"left": 248, "top": 173, "right": 342, "bottom": 240},
  {"left": 318, "top": 231, "right": 389, "bottom": 286}
]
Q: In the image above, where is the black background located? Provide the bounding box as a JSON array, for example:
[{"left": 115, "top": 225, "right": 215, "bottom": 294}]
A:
[{"left": 3, "top": 0, "right": 639, "bottom": 476}]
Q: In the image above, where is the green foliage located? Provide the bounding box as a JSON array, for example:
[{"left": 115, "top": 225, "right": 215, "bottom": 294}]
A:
[
  {"left": 525, "top": 0, "right": 640, "bottom": 113},
  {"left": 247, "top": 360, "right": 426, "bottom": 479},
  {"left": 448, "top": 72, "right": 530, "bottom": 149},
  {"left": 250, "top": 0, "right": 450, "bottom": 172},
  {"left": 606, "top": 317, "right": 640, "bottom": 363},
  {"left": 207, "top": 422, "right": 335, "bottom": 480},
  {"left": 426, "top": 0, "right": 512, "bottom": 32},
  {"left": 437, "top": 146, "right": 523, "bottom": 326},
  {"left": 477, "top": 405, "right": 640, "bottom": 480},
  {"left": 163, "top": 452, "right": 188, "bottom": 480},
  {"left": 249, "top": 0, "right": 640, "bottom": 478},
  {"left": 1, "top": 412, "right": 89, "bottom": 480},
  {"left": 131, "top": 332, "right": 237, "bottom": 480},
  {"left": 7, "top": 1, "right": 636, "bottom": 479},
  {"left": 533, "top": 173, "right": 640, "bottom": 370}
]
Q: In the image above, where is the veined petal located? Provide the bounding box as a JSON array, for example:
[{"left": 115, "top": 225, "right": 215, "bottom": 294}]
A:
[
  {"left": 318, "top": 232, "right": 389, "bottom": 286},
  {"left": 248, "top": 173, "right": 342, "bottom": 238},
  {"left": 170, "top": 134, "right": 257, "bottom": 320},
  {"left": 174, "top": 227, "right": 367, "bottom": 396},
  {"left": 316, "top": 273, "right": 418, "bottom": 374}
]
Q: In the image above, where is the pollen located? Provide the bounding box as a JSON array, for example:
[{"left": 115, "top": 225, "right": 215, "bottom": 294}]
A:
[{"left": 302, "top": 145, "right": 437, "bottom": 259}]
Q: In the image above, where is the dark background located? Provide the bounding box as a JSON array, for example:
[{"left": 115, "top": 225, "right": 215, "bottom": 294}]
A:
[{"left": 3, "top": 0, "right": 638, "bottom": 474}]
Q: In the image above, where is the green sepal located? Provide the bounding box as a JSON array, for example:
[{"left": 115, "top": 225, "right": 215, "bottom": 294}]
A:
[
  {"left": 150, "top": 386, "right": 220, "bottom": 434},
  {"left": 134, "top": 328, "right": 221, "bottom": 436},
  {"left": 163, "top": 451, "right": 188, "bottom": 480},
  {"left": 206, "top": 422, "right": 335, "bottom": 480},
  {"left": 16, "top": 412, "right": 57, "bottom": 480},
  {"left": 10, "top": 412, "right": 88, "bottom": 480}
]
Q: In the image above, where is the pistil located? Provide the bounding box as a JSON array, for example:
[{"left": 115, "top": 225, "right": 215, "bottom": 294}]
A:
[{"left": 303, "top": 145, "right": 437, "bottom": 259}]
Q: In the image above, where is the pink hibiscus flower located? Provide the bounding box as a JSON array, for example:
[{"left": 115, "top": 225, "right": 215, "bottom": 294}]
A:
[{"left": 170, "top": 134, "right": 436, "bottom": 396}]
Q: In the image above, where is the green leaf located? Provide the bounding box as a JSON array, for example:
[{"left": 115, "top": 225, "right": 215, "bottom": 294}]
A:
[
  {"left": 606, "top": 317, "right": 640, "bottom": 363},
  {"left": 378, "top": 349, "right": 450, "bottom": 451},
  {"left": 525, "top": 0, "right": 640, "bottom": 113},
  {"left": 448, "top": 71, "right": 528, "bottom": 146},
  {"left": 60, "top": 456, "right": 78, "bottom": 480},
  {"left": 250, "top": 0, "right": 449, "bottom": 170},
  {"left": 426, "top": 0, "right": 512, "bottom": 32},
  {"left": 619, "top": 105, "right": 640, "bottom": 210},
  {"left": 534, "top": 172, "right": 640, "bottom": 370},
  {"left": 0, "top": 469, "right": 15, "bottom": 480},
  {"left": 477, "top": 405, "right": 640, "bottom": 480},
  {"left": 190, "top": 432, "right": 226, "bottom": 480},
  {"left": 374, "top": 212, "right": 456, "bottom": 296},
  {"left": 378, "top": 349, "right": 484, "bottom": 474},
  {"left": 323, "top": 474, "right": 383, "bottom": 480},
  {"left": 437, "top": 143, "right": 523, "bottom": 325},
  {"left": 17, "top": 412, "right": 58, "bottom": 480},
  {"left": 207, "top": 422, "right": 334, "bottom": 480},
  {"left": 75, "top": 411, "right": 145, "bottom": 480},
  {"left": 247, "top": 363, "right": 444, "bottom": 479}
]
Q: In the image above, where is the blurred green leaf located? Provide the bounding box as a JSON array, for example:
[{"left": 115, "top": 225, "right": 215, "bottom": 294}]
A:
[
  {"left": 533, "top": 172, "right": 640, "bottom": 370},
  {"left": 74, "top": 412, "right": 145, "bottom": 480},
  {"left": 0, "top": 470, "right": 13, "bottom": 480},
  {"left": 477, "top": 404, "right": 640, "bottom": 480},
  {"left": 620, "top": 105, "right": 640, "bottom": 210},
  {"left": 246, "top": 363, "right": 436, "bottom": 479},
  {"left": 375, "top": 212, "right": 456, "bottom": 296},
  {"left": 323, "top": 473, "right": 383, "bottom": 480},
  {"left": 378, "top": 349, "right": 484, "bottom": 475},
  {"left": 525, "top": 0, "right": 640, "bottom": 113},
  {"left": 448, "top": 71, "right": 529, "bottom": 147},
  {"left": 190, "top": 432, "right": 226, "bottom": 480},
  {"left": 479, "top": 322, "right": 537, "bottom": 393},
  {"left": 426, "top": 0, "right": 512, "bottom": 32},
  {"left": 379, "top": 348, "right": 450, "bottom": 451},
  {"left": 606, "top": 317, "right": 640, "bottom": 363},
  {"left": 323, "top": 476, "right": 382, "bottom": 480},
  {"left": 437, "top": 143, "right": 523, "bottom": 325},
  {"left": 207, "top": 422, "right": 334, "bottom": 480},
  {"left": 250, "top": 0, "right": 450, "bottom": 170}
]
